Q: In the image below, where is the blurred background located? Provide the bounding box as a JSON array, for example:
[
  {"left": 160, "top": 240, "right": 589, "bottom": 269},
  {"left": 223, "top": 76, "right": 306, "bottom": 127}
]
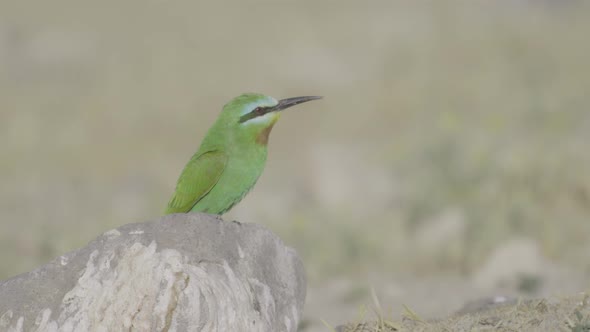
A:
[{"left": 1, "top": 1, "right": 590, "bottom": 330}]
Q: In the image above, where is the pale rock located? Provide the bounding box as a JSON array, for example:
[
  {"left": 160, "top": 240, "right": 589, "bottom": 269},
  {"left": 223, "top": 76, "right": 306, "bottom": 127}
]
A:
[{"left": 0, "top": 213, "right": 306, "bottom": 332}]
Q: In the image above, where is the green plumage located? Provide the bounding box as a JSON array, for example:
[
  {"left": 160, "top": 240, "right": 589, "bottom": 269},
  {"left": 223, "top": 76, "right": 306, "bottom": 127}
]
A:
[{"left": 165, "top": 93, "right": 321, "bottom": 215}]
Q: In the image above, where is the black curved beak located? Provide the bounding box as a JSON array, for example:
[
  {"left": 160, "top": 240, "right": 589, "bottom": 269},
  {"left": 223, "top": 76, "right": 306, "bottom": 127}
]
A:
[{"left": 272, "top": 96, "right": 323, "bottom": 112}]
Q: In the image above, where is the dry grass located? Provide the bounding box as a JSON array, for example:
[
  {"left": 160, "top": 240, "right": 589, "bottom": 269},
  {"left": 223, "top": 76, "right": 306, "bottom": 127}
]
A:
[{"left": 338, "top": 293, "right": 590, "bottom": 332}]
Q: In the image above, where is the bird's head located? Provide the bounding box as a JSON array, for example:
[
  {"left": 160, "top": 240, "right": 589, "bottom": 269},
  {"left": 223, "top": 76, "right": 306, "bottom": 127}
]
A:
[{"left": 217, "top": 93, "right": 322, "bottom": 146}]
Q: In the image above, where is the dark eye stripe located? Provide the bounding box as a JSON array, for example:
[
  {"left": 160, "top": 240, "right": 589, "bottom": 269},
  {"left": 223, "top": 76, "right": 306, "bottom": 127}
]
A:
[{"left": 239, "top": 106, "right": 269, "bottom": 123}]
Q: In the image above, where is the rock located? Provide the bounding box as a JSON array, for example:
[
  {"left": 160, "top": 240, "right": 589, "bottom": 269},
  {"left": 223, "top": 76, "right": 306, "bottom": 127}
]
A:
[
  {"left": 0, "top": 213, "right": 306, "bottom": 332},
  {"left": 472, "top": 237, "right": 543, "bottom": 291}
]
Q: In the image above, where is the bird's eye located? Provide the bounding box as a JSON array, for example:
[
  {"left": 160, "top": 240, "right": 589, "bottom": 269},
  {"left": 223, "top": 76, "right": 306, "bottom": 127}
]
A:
[{"left": 254, "top": 107, "right": 264, "bottom": 114}]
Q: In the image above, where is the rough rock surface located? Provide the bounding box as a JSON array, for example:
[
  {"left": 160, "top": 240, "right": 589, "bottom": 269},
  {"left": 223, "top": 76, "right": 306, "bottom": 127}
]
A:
[{"left": 0, "top": 213, "right": 306, "bottom": 332}]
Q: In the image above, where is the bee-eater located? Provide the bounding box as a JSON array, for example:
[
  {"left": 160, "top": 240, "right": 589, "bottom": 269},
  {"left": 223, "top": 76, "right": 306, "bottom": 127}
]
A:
[{"left": 165, "top": 93, "right": 322, "bottom": 215}]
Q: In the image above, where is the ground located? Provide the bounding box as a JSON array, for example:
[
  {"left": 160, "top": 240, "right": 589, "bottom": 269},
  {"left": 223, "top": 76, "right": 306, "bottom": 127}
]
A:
[{"left": 337, "top": 294, "right": 590, "bottom": 332}]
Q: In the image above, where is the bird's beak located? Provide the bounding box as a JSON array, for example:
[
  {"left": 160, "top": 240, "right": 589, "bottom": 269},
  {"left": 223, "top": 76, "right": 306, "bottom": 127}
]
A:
[
  {"left": 271, "top": 96, "right": 323, "bottom": 112},
  {"left": 239, "top": 96, "right": 322, "bottom": 123}
]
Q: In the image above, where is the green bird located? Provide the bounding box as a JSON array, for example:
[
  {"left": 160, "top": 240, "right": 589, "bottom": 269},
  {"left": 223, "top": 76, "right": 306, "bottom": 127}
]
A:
[{"left": 165, "top": 93, "right": 322, "bottom": 215}]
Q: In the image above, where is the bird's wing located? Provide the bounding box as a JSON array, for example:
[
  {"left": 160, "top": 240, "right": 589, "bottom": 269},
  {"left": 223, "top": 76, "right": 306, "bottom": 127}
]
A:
[{"left": 165, "top": 150, "right": 228, "bottom": 214}]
